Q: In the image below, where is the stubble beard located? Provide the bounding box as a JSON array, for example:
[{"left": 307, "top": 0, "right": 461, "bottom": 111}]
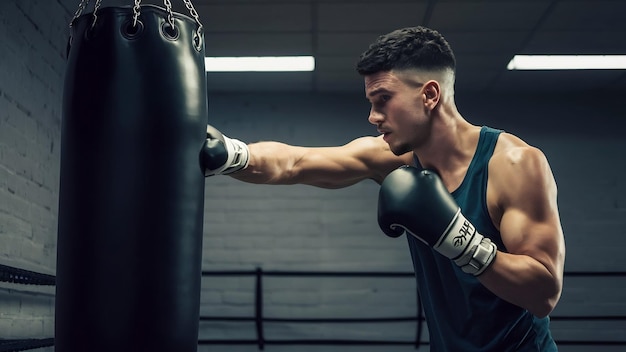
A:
[{"left": 389, "top": 140, "right": 413, "bottom": 156}]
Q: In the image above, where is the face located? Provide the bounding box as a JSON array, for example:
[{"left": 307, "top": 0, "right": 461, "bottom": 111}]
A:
[{"left": 364, "top": 70, "right": 432, "bottom": 155}]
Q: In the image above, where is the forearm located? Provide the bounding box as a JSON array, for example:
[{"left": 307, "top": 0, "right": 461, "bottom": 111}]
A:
[
  {"left": 229, "top": 141, "right": 304, "bottom": 185},
  {"left": 478, "top": 252, "right": 562, "bottom": 318}
]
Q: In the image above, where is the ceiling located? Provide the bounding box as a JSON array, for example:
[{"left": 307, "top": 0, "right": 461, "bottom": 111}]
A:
[{"left": 171, "top": 0, "right": 626, "bottom": 94}]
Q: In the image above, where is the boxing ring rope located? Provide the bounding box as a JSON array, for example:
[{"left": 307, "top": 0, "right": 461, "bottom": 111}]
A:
[
  {"left": 0, "top": 264, "right": 56, "bottom": 352},
  {"left": 0, "top": 264, "right": 55, "bottom": 286},
  {"left": 1, "top": 264, "right": 625, "bottom": 351},
  {"left": 0, "top": 339, "right": 55, "bottom": 352},
  {"left": 198, "top": 269, "right": 424, "bottom": 349}
]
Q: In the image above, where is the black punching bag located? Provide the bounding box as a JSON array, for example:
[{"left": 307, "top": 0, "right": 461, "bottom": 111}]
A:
[{"left": 56, "top": 4, "right": 206, "bottom": 352}]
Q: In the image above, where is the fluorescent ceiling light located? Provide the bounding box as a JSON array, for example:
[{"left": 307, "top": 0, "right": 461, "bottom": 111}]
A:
[
  {"left": 507, "top": 55, "right": 626, "bottom": 70},
  {"left": 205, "top": 56, "right": 315, "bottom": 72}
]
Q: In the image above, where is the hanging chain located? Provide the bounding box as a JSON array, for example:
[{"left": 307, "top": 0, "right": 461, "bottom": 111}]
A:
[
  {"left": 68, "top": 0, "right": 204, "bottom": 47},
  {"left": 90, "top": 0, "right": 103, "bottom": 29},
  {"left": 182, "top": 0, "right": 204, "bottom": 48},
  {"left": 163, "top": 0, "right": 176, "bottom": 29},
  {"left": 69, "top": 0, "right": 91, "bottom": 28},
  {"left": 183, "top": 0, "right": 203, "bottom": 32},
  {"left": 132, "top": 0, "right": 142, "bottom": 27}
]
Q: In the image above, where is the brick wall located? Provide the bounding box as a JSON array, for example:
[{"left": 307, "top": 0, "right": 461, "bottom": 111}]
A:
[{"left": 0, "top": 1, "right": 75, "bottom": 350}]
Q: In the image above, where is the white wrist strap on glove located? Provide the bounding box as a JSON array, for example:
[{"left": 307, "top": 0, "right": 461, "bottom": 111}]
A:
[
  {"left": 454, "top": 236, "right": 497, "bottom": 276},
  {"left": 217, "top": 136, "right": 250, "bottom": 175},
  {"left": 435, "top": 211, "right": 497, "bottom": 276}
]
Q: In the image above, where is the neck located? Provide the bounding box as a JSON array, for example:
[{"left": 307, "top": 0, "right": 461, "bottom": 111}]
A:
[{"left": 413, "top": 101, "right": 480, "bottom": 176}]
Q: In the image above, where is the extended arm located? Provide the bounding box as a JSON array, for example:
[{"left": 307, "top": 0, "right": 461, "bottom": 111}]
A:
[
  {"left": 201, "top": 124, "right": 410, "bottom": 188},
  {"left": 232, "top": 138, "right": 408, "bottom": 188}
]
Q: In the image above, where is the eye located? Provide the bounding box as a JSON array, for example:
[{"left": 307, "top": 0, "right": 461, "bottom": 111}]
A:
[{"left": 373, "top": 95, "right": 390, "bottom": 109}]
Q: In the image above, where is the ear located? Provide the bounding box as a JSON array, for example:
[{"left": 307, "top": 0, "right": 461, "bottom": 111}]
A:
[{"left": 422, "top": 80, "right": 441, "bottom": 110}]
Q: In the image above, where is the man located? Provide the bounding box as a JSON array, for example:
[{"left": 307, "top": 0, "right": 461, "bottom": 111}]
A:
[{"left": 200, "top": 26, "right": 565, "bottom": 351}]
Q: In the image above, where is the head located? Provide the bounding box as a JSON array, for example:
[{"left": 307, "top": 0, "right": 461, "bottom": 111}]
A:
[{"left": 356, "top": 27, "right": 457, "bottom": 155}]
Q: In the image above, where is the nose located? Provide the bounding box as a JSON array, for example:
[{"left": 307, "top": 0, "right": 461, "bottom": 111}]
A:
[{"left": 368, "top": 108, "right": 384, "bottom": 125}]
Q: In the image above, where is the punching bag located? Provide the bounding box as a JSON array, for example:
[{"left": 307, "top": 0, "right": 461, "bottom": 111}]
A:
[{"left": 56, "top": 2, "right": 206, "bottom": 352}]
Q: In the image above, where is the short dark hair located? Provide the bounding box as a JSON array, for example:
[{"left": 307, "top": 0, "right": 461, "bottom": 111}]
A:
[{"left": 356, "top": 26, "right": 456, "bottom": 75}]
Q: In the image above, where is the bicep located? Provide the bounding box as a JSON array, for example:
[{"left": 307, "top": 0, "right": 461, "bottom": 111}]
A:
[
  {"left": 496, "top": 148, "right": 565, "bottom": 278},
  {"left": 500, "top": 208, "right": 563, "bottom": 277}
]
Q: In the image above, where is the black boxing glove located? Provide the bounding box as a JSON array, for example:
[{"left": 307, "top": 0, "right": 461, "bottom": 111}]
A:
[
  {"left": 200, "top": 125, "right": 250, "bottom": 176},
  {"left": 378, "top": 166, "right": 497, "bottom": 276}
]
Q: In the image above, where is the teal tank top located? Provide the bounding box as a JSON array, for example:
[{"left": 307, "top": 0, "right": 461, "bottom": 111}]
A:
[{"left": 408, "top": 126, "right": 557, "bottom": 351}]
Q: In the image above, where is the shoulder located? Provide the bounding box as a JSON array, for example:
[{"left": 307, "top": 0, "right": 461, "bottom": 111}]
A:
[
  {"left": 345, "top": 135, "right": 413, "bottom": 182},
  {"left": 490, "top": 132, "right": 550, "bottom": 173},
  {"left": 489, "top": 132, "right": 557, "bottom": 211}
]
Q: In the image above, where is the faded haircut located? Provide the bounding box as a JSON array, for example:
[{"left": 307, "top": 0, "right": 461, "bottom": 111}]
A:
[{"left": 356, "top": 26, "right": 456, "bottom": 76}]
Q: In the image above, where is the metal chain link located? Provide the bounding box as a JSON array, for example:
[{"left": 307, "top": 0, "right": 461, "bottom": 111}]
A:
[
  {"left": 132, "top": 0, "right": 142, "bottom": 27},
  {"left": 90, "top": 0, "right": 103, "bottom": 29},
  {"left": 68, "top": 0, "right": 203, "bottom": 48},
  {"left": 182, "top": 0, "right": 204, "bottom": 49},
  {"left": 69, "top": 0, "right": 91, "bottom": 28},
  {"left": 182, "top": 0, "right": 203, "bottom": 30},
  {"left": 163, "top": 0, "right": 176, "bottom": 29}
]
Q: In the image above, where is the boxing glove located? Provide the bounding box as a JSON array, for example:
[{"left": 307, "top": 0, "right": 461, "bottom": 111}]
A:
[
  {"left": 378, "top": 166, "right": 497, "bottom": 276},
  {"left": 200, "top": 125, "right": 250, "bottom": 176}
]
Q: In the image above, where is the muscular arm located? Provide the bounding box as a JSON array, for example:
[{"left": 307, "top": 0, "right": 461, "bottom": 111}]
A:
[
  {"left": 231, "top": 135, "right": 410, "bottom": 188},
  {"left": 480, "top": 145, "right": 566, "bottom": 318}
]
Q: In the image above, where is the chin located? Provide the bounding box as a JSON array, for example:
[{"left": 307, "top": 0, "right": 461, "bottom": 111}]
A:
[{"left": 390, "top": 142, "right": 412, "bottom": 156}]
